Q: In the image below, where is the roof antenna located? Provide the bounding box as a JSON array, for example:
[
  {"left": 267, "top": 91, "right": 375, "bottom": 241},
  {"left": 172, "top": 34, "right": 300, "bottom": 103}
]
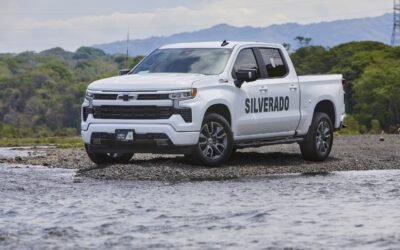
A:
[{"left": 221, "top": 40, "right": 229, "bottom": 47}]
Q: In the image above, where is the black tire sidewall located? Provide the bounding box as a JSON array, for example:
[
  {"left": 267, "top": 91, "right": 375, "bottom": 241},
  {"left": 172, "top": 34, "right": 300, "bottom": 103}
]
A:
[{"left": 301, "top": 112, "right": 334, "bottom": 161}]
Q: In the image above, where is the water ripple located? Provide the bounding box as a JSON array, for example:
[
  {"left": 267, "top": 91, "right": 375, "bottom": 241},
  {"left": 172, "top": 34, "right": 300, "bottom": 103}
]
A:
[{"left": 1, "top": 164, "right": 400, "bottom": 249}]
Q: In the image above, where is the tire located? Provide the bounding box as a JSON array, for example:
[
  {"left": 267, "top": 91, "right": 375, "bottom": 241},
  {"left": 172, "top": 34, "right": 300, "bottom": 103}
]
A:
[
  {"left": 192, "top": 113, "right": 234, "bottom": 167},
  {"left": 85, "top": 144, "right": 133, "bottom": 165},
  {"left": 300, "top": 112, "right": 334, "bottom": 162}
]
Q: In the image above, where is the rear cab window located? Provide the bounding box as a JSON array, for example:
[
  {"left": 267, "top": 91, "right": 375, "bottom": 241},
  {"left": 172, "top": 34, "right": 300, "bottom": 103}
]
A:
[{"left": 259, "top": 48, "right": 288, "bottom": 78}]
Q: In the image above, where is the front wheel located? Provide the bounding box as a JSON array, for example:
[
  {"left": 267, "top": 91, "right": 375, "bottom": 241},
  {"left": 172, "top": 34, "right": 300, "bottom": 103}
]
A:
[
  {"left": 300, "top": 112, "right": 334, "bottom": 162},
  {"left": 192, "top": 113, "right": 233, "bottom": 167},
  {"left": 85, "top": 145, "right": 133, "bottom": 165}
]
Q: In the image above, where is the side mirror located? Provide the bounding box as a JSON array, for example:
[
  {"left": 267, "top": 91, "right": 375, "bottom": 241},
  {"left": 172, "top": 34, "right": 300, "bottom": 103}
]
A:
[
  {"left": 119, "top": 69, "right": 131, "bottom": 76},
  {"left": 234, "top": 69, "right": 258, "bottom": 88}
]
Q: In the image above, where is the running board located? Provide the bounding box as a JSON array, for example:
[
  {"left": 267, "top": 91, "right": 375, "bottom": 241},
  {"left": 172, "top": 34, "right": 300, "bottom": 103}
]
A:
[{"left": 235, "top": 137, "right": 304, "bottom": 149}]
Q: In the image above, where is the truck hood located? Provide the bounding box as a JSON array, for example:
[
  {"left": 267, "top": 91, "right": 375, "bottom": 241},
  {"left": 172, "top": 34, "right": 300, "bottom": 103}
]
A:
[{"left": 88, "top": 73, "right": 208, "bottom": 92}]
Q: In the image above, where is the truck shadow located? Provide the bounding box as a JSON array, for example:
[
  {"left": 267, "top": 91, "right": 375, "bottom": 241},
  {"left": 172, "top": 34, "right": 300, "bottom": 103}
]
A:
[
  {"left": 228, "top": 151, "right": 306, "bottom": 166},
  {"left": 167, "top": 151, "right": 339, "bottom": 168},
  {"left": 78, "top": 151, "right": 340, "bottom": 174}
]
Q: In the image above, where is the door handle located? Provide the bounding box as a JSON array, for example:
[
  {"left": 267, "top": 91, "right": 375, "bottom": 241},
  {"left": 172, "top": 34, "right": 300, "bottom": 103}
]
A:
[
  {"left": 289, "top": 84, "right": 298, "bottom": 91},
  {"left": 259, "top": 86, "right": 268, "bottom": 93}
]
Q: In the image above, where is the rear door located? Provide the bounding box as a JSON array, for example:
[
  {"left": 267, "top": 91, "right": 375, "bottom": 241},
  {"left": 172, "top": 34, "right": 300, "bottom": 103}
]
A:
[{"left": 255, "top": 47, "right": 301, "bottom": 134}]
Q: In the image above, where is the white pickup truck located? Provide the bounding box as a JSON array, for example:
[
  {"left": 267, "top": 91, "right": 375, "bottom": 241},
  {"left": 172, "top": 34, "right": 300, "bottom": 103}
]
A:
[{"left": 81, "top": 41, "right": 345, "bottom": 166}]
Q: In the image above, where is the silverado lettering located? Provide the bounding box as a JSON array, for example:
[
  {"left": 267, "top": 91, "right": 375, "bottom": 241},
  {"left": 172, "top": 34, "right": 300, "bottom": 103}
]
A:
[{"left": 245, "top": 96, "right": 289, "bottom": 114}]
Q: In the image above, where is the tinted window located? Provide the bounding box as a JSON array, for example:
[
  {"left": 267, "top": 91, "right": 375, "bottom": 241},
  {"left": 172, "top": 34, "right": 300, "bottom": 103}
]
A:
[
  {"left": 259, "top": 48, "right": 288, "bottom": 78},
  {"left": 232, "top": 49, "right": 259, "bottom": 78},
  {"left": 133, "top": 48, "right": 232, "bottom": 75}
]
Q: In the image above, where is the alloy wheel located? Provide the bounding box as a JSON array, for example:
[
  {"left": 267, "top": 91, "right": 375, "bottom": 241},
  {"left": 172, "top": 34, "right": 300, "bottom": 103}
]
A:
[
  {"left": 199, "top": 121, "right": 228, "bottom": 160},
  {"left": 315, "top": 120, "right": 332, "bottom": 154}
]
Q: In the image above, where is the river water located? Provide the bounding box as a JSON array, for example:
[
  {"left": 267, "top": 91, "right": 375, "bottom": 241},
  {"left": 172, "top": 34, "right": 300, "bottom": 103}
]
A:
[
  {"left": 1, "top": 163, "right": 400, "bottom": 249},
  {"left": 0, "top": 147, "right": 46, "bottom": 159}
]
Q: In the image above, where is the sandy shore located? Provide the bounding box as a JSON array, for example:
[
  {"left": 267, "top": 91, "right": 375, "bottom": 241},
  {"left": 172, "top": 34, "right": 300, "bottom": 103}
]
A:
[{"left": 1, "top": 135, "right": 399, "bottom": 181}]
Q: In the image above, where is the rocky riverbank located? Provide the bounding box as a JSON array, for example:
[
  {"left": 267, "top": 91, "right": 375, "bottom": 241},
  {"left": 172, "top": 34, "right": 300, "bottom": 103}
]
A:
[{"left": 1, "top": 135, "right": 399, "bottom": 181}]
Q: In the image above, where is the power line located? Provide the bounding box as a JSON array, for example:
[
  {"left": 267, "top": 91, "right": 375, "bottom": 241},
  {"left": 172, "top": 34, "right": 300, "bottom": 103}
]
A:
[
  {"left": 126, "top": 30, "right": 129, "bottom": 68},
  {"left": 391, "top": 0, "right": 400, "bottom": 46}
]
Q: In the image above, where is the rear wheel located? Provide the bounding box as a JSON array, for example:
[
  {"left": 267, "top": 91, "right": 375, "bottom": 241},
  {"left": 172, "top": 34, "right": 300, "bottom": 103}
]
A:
[
  {"left": 85, "top": 145, "right": 133, "bottom": 164},
  {"left": 192, "top": 113, "right": 233, "bottom": 167},
  {"left": 300, "top": 112, "right": 333, "bottom": 161}
]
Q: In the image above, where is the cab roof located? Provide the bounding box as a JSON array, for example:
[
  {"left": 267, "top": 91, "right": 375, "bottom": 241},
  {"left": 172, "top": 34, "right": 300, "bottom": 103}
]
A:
[{"left": 159, "top": 41, "right": 281, "bottom": 50}]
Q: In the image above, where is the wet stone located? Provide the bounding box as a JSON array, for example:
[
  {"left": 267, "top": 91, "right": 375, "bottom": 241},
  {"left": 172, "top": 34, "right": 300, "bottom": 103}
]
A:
[{"left": 0, "top": 135, "right": 399, "bottom": 181}]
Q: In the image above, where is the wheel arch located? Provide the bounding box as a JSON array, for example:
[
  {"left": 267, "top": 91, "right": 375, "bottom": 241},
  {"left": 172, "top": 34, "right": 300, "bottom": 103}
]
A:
[
  {"left": 204, "top": 103, "right": 232, "bottom": 126},
  {"left": 314, "top": 100, "right": 336, "bottom": 126}
]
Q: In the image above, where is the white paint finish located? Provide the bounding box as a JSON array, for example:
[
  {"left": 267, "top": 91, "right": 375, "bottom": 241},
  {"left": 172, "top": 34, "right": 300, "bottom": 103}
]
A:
[
  {"left": 82, "top": 42, "right": 345, "bottom": 147},
  {"left": 88, "top": 73, "right": 209, "bottom": 92},
  {"left": 296, "top": 74, "right": 345, "bottom": 135},
  {"left": 81, "top": 124, "right": 199, "bottom": 145}
]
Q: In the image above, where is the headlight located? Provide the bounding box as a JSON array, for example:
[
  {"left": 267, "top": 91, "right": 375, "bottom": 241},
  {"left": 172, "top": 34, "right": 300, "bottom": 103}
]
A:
[
  {"left": 85, "top": 90, "right": 94, "bottom": 101},
  {"left": 169, "top": 88, "right": 197, "bottom": 100}
]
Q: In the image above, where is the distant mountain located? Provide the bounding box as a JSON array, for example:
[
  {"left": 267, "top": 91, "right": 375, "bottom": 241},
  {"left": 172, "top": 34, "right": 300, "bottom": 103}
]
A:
[{"left": 93, "top": 13, "right": 393, "bottom": 56}]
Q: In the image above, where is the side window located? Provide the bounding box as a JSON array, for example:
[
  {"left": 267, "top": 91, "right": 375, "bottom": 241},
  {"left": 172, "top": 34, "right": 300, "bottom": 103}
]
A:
[
  {"left": 232, "top": 49, "right": 259, "bottom": 78},
  {"left": 259, "top": 48, "right": 288, "bottom": 78}
]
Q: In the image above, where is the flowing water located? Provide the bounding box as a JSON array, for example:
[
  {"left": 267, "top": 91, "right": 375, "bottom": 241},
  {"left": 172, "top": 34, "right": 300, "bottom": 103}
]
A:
[
  {"left": 1, "top": 162, "right": 400, "bottom": 249},
  {"left": 0, "top": 147, "right": 47, "bottom": 159}
]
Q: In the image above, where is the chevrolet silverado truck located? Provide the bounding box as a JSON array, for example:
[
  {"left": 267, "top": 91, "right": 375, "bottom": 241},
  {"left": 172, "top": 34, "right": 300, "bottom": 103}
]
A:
[{"left": 81, "top": 41, "right": 345, "bottom": 166}]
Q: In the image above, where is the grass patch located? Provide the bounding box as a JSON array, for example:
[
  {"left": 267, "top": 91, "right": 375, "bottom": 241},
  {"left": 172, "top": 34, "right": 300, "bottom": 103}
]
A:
[{"left": 0, "top": 136, "right": 84, "bottom": 148}]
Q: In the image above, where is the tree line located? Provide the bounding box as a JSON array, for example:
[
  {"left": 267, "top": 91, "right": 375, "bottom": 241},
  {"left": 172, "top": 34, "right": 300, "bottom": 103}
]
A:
[
  {"left": 290, "top": 39, "right": 400, "bottom": 134},
  {"left": 0, "top": 47, "right": 143, "bottom": 137},
  {"left": 0, "top": 41, "right": 399, "bottom": 138}
]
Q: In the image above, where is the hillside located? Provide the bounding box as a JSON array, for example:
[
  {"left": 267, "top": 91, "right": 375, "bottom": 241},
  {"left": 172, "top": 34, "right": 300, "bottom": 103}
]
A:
[{"left": 93, "top": 13, "right": 392, "bottom": 56}]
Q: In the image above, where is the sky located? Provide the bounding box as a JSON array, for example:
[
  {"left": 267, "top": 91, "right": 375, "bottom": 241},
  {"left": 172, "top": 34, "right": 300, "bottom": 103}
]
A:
[{"left": 0, "top": 0, "right": 393, "bottom": 53}]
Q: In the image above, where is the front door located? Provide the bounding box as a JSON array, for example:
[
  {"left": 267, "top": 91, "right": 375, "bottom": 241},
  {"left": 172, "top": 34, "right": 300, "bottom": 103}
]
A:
[{"left": 233, "top": 48, "right": 269, "bottom": 137}]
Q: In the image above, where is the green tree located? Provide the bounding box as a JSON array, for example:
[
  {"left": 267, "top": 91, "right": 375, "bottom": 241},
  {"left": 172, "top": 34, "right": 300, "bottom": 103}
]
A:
[
  {"left": 353, "top": 61, "right": 400, "bottom": 129},
  {"left": 295, "top": 36, "right": 312, "bottom": 47},
  {"left": 73, "top": 47, "right": 106, "bottom": 60}
]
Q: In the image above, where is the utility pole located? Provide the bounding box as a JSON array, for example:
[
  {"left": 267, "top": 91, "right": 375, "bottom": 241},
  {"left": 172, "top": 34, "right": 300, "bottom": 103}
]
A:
[
  {"left": 391, "top": 0, "right": 400, "bottom": 46},
  {"left": 126, "top": 31, "right": 130, "bottom": 68}
]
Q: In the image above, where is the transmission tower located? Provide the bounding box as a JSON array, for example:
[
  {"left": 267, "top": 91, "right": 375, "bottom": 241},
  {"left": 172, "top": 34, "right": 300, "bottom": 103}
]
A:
[{"left": 391, "top": 0, "right": 400, "bottom": 46}]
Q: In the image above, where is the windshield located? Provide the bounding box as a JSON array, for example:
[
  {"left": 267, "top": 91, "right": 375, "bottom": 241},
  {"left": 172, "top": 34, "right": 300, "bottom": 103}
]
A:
[{"left": 132, "top": 48, "right": 232, "bottom": 75}]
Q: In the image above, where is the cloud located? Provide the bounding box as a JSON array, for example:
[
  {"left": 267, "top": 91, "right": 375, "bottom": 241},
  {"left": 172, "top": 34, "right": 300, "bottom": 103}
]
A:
[{"left": 0, "top": 0, "right": 392, "bottom": 52}]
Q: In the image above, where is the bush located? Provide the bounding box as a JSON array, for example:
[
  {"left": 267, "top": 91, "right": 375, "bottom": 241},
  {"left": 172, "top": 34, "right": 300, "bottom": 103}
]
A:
[
  {"left": 370, "top": 119, "right": 381, "bottom": 134},
  {"left": 340, "top": 115, "right": 360, "bottom": 134}
]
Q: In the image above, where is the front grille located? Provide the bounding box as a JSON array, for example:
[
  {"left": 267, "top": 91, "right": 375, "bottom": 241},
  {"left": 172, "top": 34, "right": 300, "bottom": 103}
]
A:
[
  {"left": 176, "top": 108, "right": 192, "bottom": 123},
  {"left": 82, "top": 107, "right": 92, "bottom": 121},
  {"left": 93, "top": 93, "right": 169, "bottom": 100},
  {"left": 91, "top": 132, "right": 169, "bottom": 142},
  {"left": 93, "top": 94, "right": 118, "bottom": 100},
  {"left": 93, "top": 106, "right": 172, "bottom": 120},
  {"left": 92, "top": 105, "right": 192, "bottom": 122},
  {"left": 137, "top": 94, "right": 169, "bottom": 100},
  {"left": 90, "top": 132, "right": 173, "bottom": 148}
]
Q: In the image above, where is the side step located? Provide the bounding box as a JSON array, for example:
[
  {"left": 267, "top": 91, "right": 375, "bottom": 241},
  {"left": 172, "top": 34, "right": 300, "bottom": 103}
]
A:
[{"left": 235, "top": 137, "right": 304, "bottom": 149}]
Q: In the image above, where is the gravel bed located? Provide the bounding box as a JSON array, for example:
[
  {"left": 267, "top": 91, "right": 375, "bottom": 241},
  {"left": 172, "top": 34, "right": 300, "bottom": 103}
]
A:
[{"left": 1, "top": 135, "right": 399, "bottom": 181}]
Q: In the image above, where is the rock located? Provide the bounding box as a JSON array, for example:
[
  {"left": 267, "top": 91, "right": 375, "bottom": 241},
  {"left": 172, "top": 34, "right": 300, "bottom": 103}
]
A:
[
  {"left": 73, "top": 178, "right": 83, "bottom": 183},
  {"left": 2, "top": 135, "right": 400, "bottom": 181}
]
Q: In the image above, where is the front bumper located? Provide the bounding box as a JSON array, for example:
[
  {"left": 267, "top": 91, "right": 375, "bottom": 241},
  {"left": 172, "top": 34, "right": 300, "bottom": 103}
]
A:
[{"left": 81, "top": 123, "right": 199, "bottom": 154}]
